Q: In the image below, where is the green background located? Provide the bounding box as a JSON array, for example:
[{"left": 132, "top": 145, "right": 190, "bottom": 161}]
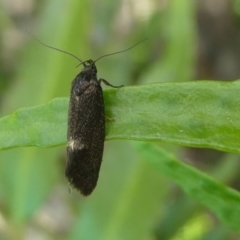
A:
[{"left": 1, "top": 0, "right": 240, "bottom": 239}]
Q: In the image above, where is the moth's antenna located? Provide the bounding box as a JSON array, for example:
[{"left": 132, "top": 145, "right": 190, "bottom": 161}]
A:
[
  {"left": 94, "top": 38, "right": 147, "bottom": 63},
  {"left": 25, "top": 30, "right": 83, "bottom": 63}
]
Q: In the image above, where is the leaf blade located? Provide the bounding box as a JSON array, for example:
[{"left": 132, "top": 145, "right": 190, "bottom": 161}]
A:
[
  {"left": 1, "top": 80, "right": 240, "bottom": 154},
  {"left": 134, "top": 142, "right": 240, "bottom": 233}
]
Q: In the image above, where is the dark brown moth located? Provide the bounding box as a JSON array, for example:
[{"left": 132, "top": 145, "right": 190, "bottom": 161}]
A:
[
  {"left": 66, "top": 60, "right": 122, "bottom": 195},
  {"left": 27, "top": 31, "right": 146, "bottom": 196}
]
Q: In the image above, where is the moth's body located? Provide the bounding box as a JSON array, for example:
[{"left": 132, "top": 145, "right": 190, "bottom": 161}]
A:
[{"left": 66, "top": 60, "right": 105, "bottom": 196}]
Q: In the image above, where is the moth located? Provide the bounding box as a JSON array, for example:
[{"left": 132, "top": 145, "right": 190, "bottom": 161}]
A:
[
  {"left": 66, "top": 59, "right": 122, "bottom": 195},
  {"left": 27, "top": 31, "right": 146, "bottom": 195}
]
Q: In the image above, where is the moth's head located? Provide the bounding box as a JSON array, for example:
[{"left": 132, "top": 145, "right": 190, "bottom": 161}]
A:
[{"left": 82, "top": 60, "right": 97, "bottom": 74}]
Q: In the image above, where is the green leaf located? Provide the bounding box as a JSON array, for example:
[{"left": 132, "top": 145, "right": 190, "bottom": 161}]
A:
[
  {"left": 0, "top": 98, "right": 68, "bottom": 150},
  {"left": 134, "top": 142, "right": 240, "bottom": 233},
  {"left": 1, "top": 80, "right": 240, "bottom": 154}
]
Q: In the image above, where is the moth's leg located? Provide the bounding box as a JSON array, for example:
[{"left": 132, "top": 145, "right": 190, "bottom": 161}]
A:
[{"left": 99, "top": 78, "right": 124, "bottom": 88}]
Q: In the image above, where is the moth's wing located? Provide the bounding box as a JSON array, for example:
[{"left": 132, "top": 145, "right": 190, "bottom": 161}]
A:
[{"left": 66, "top": 78, "right": 105, "bottom": 196}]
